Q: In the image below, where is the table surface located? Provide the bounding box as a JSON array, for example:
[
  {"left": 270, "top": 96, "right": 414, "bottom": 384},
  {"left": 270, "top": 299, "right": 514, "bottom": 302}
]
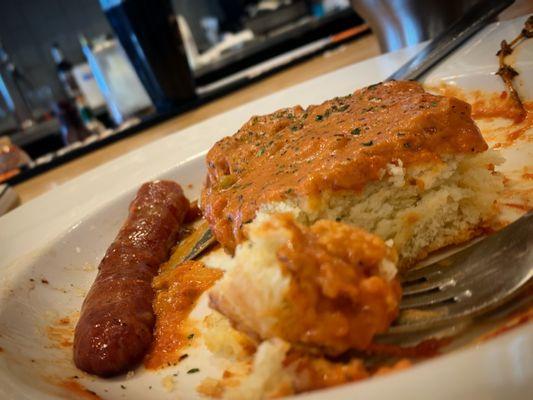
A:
[{"left": 13, "top": 34, "right": 380, "bottom": 204}]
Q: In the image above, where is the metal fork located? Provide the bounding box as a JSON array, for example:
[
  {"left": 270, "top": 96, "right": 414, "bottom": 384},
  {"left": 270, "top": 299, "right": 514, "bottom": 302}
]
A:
[{"left": 387, "top": 211, "right": 533, "bottom": 334}]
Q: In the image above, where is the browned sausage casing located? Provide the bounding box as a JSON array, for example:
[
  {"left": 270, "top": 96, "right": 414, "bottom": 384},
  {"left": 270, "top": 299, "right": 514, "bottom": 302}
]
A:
[{"left": 73, "top": 180, "right": 190, "bottom": 377}]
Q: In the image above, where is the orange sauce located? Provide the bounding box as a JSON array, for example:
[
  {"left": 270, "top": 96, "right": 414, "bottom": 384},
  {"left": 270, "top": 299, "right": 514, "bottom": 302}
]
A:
[
  {"left": 274, "top": 215, "right": 401, "bottom": 353},
  {"left": 429, "top": 85, "right": 523, "bottom": 121},
  {"left": 59, "top": 379, "right": 102, "bottom": 400},
  {"left": 501, "top": 202, "right": 531, "bottom": 212},
  {"left": 289, "top": 356, "right": 369, "bottom": 393},
  {"left": 471, "top": 91, "right": 525, "bottom": 122},
  {"left": 287, "top": 353, "right": 411, "bottom": 393},
  {"left": 46, "top": 315, "right": 75, "bottom": 349},
  {"left": 202, "top": 81, "right": 488, "bottom": 250},
  {"left": 491, "top": 103, "right": 533, "bottom": 149},
  {"left": 428, "top": 84, "right": 532, "bottom": 149},
  {"left": 372, "top": 359, "right": 412, "bottom": 376},
  {"left": 144, "top": 261, "right": 222, "bottom": 369},
  {"left": 365, "top": 337, "right": 452, "bottom": 358}
]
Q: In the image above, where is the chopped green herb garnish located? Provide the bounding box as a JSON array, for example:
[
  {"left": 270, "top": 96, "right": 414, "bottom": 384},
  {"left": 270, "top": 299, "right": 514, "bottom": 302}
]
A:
[
  {"left": 361, "top": 140, "right": 374, "bottom": 147},
  {"left": 187, "top": 333, "right": 195, "bottom": 339},
  {"left": 187, "top": 368, "right": 200, "bottom": 374},
  {"left": 219, "top": 174, "right": 237, "bottom": 189},
  {"left": 430, "top": 101, "right": 439, "bottom": 107},
  {"left": 315, "top": 114, "right": 323, "bottom": 121},
  {"left": 351, "top": 128, "right": 361, "bottom": 135},
  {"left": 256, "top": 147, "right": 265, "bottom": 156}
]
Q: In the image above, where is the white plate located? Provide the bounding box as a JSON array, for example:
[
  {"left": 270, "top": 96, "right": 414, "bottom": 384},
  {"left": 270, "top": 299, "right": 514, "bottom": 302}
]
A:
[{"left": 0, "top": 16, "right": 532, "bottom": 400}]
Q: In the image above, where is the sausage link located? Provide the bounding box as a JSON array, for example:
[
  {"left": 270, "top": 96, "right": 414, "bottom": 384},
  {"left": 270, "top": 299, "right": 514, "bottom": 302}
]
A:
[{"left": 73, "top": 180, "right": 190, "bottom": 376}]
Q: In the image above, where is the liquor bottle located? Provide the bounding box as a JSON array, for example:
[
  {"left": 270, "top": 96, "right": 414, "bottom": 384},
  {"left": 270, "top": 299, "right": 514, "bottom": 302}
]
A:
[
  {"left": 53, "top": 99, "right": 92, "bottom": 145},
  {"left": 51, "top": 43, "right": 105, "bottom": 136},
  {"left": 50, "top": 43, "right": 81, "bottom": 100}
]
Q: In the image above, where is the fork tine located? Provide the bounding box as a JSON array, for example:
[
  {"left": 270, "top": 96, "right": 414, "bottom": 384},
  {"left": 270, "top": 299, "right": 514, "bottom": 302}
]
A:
[
  {"left": 401, "top": 256, "right": 485, "bottom": 296},
  {"left": 400, "top": 239, "right": 482, "bottom": 283},
  {"left": 385, "top": 212, "right": 533, "bottom": 334},
  {"left": 402, "top": 274, "right": 456, "bottom": 295},
  {"left": 401, "top": 249, "right": 528, "bottom": 310},
  {"left": 401, "top": 224, "right": 526, "bottom": 296},
  {"left": 402, "top": 252, "right": 499, "bottom": 296},
  {"left": 400, "top": 287, "right": 466, "bottom": 309}
]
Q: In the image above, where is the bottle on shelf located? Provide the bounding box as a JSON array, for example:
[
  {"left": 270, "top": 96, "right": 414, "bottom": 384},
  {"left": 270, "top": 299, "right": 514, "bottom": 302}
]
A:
[
  {"left": 50, "top": 43, "right": 81, "bottom": 100},
  {"left": 53, "top": 99, "right": 92, "bottom": 145},
  {"left": 50, "top": 43, "right": 105, "bottom": 138}
]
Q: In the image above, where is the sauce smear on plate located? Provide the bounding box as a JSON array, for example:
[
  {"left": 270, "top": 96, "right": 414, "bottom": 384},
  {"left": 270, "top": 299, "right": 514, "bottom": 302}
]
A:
[{"left": 145, "top": 261, "right": 222, "bottom": 369}]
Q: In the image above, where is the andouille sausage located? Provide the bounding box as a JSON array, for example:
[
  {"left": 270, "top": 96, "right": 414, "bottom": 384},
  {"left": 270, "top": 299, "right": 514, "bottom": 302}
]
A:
[{"left": 73, "top": 180, "right": 190, "bottom": 377}]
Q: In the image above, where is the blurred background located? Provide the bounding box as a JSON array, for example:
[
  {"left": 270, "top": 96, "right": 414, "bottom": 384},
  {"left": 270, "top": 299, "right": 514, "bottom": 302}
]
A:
[{"left": 0, "top": 0, "right": 530, "bottom": 198}]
